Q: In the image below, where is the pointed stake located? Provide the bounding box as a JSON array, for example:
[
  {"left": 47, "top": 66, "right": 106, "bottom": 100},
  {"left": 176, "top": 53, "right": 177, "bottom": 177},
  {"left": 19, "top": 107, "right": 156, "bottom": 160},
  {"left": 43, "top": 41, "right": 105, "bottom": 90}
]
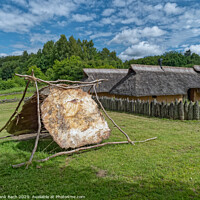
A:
[{"left": 26, "top": 71, "right": 42, "bottom": 169}]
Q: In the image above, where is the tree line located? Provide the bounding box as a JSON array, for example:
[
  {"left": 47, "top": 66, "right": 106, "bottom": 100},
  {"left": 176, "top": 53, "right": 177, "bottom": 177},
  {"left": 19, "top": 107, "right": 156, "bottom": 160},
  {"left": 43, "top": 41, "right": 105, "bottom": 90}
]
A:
[
  {"left": 1, "top": 34, "right": 200, "bottom": 90},
  {"left": 124, "top": 50, "right": 200, "bottom": 68},
  {"left": 0, "top": 35, "right": 123, "bottom": 89}
]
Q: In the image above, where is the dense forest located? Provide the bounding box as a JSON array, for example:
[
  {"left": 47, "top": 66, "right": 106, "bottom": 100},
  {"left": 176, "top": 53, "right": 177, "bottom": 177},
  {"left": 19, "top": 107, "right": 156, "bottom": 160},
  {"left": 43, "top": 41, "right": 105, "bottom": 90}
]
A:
[{"left": 1, "top": 34, "right": 200, "bottom": 90}]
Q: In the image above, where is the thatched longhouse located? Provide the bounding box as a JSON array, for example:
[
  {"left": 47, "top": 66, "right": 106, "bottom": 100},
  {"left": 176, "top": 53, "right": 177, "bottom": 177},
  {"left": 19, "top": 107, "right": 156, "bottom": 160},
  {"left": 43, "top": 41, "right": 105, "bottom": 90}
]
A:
[
  {"left": 109, "top": 64, "right": 200, "bottom": 102},
  {"left": 83, "top": 68, "right": 128, "bottom": 96},
  {"left": 83, "top": 64, "right": 200, "bottom": 102}
]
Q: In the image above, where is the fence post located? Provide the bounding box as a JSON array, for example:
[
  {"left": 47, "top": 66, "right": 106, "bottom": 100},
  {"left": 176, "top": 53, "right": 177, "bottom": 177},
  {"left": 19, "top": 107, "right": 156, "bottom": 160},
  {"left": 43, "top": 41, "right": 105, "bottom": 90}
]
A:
[
  {"left": 193, "top": 101, "right": 199, "bottom": 120},
  {"left": 169, "top": 102, "right": 174, "bottom": 119},
  {"left": 161, "top": 101, "right": 165, "bottom": 118},
  {"left": 114, "top": 98, "right": 117, "bottom": 111},
  {"left": 131, "top": 100, "right": 134, "bottom": 113},
  {"left": 118, "top": 99, "right": 121, "bottom": 111},
  {"left": 178, "top": 101, "right": 184, "bottom": 120},
  {"left": 163, "top": 102, "right": 167, "bottom": 118},
  {"left": 128, "top": 99, "right": 132, "bottom": 113},
  {"left": 125, "top": 98, "right": 129, "bottom": 112},
  {"left": 156, "top": 102, "right": 161, "bottom": 117},
  {"left": 150, "top": 101, "right": 153, "bottom": 116},
  {"left": 147, "top": 100, "right": 150, "bottom": 116},
  {"left": 173, "top": 99, "right": 179, "bottom": 120},
  {"left": 140, "top": 100, "right": 144, "bottom": 114},
  {"left": 184, "top": 101, "right": 188, "bottom": 120},
  {"left": 151, "top": 99, "right": 156, "bottom": 117},
  {"left": 110, "top": 98, "right": 113, "bottom": 111},
  {"left": 135, "top": 99, "right": 139, "bottom": 114},
  {"left": 144, "top": 101, "right": 147, "bottom": 115},
  {"left": 188, "top": 101, "right": 193, "bottom": 120},
  {"left": 104, "top": 97, "right": 107, "bottom": 109}
]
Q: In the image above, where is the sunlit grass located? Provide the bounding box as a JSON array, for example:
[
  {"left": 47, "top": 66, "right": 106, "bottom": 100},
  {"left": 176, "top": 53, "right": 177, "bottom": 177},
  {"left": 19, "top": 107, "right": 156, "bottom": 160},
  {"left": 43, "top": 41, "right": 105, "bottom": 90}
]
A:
[
  {"left": 0, "top": 102, "right": 200, "bottom": 199},
  {"left": 0, "top": 87, "right": 36, "bottom": 95}
]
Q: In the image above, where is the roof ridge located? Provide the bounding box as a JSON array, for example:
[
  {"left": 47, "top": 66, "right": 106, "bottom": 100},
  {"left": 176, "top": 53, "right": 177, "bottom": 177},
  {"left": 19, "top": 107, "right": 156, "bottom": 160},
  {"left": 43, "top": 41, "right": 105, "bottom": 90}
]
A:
[
  {"left": 131, "top": 64, "right": 196, "bottom": 74},
  {"left": 83, "top": 68, "right": 128, "bottom": 75}
]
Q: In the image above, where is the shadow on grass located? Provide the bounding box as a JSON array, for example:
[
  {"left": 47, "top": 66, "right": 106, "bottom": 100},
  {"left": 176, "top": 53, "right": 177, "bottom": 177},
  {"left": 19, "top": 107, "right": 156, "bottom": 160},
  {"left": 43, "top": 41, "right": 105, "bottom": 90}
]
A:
[
  {"left": 0, "top": 140, "right": 199, "bottom": 200},
  {"left": 0, "top": 149, "right": 199, "bottom": 199},
  {"left": 15, "top": 139, "right": 63, "bottom": 153}
]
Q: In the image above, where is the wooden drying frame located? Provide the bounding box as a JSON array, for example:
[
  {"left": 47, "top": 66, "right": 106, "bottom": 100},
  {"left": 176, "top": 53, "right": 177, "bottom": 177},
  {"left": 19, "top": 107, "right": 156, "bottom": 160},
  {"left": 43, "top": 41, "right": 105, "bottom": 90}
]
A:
[{"left": 0, "top": 70, "right": 157, "bottom": 168}]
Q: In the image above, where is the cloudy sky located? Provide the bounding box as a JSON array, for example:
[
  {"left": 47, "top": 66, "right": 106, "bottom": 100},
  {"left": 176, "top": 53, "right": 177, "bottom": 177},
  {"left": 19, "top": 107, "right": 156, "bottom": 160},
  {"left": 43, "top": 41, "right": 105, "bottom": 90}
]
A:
[{"left": 0, "top": 0, "right": 200, "bottom": 60}]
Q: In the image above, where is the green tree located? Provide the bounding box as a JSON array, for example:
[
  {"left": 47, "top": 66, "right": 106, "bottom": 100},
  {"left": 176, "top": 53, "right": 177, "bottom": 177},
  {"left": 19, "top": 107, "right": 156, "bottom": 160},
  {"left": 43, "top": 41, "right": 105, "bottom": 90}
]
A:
[
  {"left": 27, "top": 65, "right": 46, "bottom": 80},
  {"left": 52, "top": 56, "right": 85, "bottom": 80},
  {"left": 54, "top": 34, "right": 69, "bottom": 60}
]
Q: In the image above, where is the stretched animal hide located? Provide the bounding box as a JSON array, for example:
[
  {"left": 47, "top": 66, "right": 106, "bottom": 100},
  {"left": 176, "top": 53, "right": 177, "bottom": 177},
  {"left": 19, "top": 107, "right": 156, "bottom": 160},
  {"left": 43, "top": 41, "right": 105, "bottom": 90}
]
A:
[{"left": 6, "top": 86, "right": 110, "bottom": 149}]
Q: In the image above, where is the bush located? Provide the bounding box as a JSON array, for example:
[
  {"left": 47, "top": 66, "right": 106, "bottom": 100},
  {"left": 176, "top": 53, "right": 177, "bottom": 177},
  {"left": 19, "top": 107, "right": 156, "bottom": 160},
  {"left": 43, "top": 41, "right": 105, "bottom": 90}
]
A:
[
  {"left": 0, "top": 79, "right": 17, "bottom": 90},
  {"left": 12, "top": 76, "right": 26, "bottom": 87}
]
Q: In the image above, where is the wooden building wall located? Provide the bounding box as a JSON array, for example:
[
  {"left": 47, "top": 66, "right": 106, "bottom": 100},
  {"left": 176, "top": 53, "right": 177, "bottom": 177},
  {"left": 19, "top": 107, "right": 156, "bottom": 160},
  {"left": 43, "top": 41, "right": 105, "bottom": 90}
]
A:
[
  {"left": 91, "top": 92, "right": 183, "bottom": 103},
  {"left": 189, "top": 89, "right": 200, "bottom": 102}
]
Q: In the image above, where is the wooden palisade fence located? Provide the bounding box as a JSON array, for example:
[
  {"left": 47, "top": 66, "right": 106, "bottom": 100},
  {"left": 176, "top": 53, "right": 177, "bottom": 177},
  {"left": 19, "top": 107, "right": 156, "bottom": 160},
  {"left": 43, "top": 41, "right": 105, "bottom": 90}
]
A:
[{"left": 95, "top": 97, "right": 200, "bottom": 120}]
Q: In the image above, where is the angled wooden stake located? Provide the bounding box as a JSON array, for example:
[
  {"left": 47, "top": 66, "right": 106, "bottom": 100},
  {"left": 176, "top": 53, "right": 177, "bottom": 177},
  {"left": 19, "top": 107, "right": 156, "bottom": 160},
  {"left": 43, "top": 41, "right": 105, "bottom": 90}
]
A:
[
  {"left": 93, "top": 84, "right": 134, "bottom": 145},
  {"left": 26, "top": 71, "right": 42, "bottom": 169},
  {"left": 0, "top": 71, "right": 33, "bottom": 133}
]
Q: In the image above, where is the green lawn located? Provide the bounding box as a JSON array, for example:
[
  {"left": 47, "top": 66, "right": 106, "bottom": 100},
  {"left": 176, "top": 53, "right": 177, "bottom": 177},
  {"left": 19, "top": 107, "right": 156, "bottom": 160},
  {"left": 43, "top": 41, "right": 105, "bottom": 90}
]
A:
[
  {"left": 0, "top": 87, "right": 36, "bottom": 95},
  {"left": 0, "top": 93, "right": 33, "bottom": 100},
  {"left": 0, "top": 102, "right": 200, "bottom": 199}
]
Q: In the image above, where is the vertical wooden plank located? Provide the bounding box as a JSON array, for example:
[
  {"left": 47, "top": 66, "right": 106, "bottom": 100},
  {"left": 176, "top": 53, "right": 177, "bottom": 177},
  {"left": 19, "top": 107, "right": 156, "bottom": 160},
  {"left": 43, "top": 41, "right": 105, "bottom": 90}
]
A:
[
  {"left": 178, "top": 101, "right": 184, "bottom": 120},
  {"left": 188, "top": 101, "right": 193, "bottom": 120},
  {"left": 184, "top": 101, "right": 188, "bottom": 120},
  {"left": 141, "top": 100, "right": 144, "bottom": 114},
  {"left": 132, "top": 100, "right": 135, "bottom": 113},
  {"left": 161, "top": 101, "right": 164, "bottom": 118},
  {"left": 169, "top": 102, "right": 174, "bottom": 119},
  {"left": 193, "top": 101, "right": 199, "bottom": 120},
  {"left": 173, "top": 99, "right": 178, "bottom": 120}
]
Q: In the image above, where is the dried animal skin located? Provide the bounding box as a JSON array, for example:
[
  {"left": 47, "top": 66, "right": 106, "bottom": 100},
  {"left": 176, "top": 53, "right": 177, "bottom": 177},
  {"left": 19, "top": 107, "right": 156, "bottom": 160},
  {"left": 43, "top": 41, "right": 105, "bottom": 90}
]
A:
[{"left": 41, "top": 87, "right": 110, "bottom": 149}]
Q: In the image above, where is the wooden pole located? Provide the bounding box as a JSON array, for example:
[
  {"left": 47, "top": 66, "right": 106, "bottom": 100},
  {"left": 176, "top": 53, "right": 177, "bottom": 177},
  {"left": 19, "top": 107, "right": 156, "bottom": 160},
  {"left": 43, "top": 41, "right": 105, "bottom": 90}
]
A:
[{"left": 12, "top": 137, "right": 157, "bottom": 168}]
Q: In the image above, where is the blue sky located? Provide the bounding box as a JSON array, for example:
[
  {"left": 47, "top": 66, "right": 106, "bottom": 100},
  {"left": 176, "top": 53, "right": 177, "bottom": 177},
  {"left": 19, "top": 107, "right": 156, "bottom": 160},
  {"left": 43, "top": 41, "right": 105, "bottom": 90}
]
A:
[{"left": 0, "top": 0, "right": 200, "bottom": 60}]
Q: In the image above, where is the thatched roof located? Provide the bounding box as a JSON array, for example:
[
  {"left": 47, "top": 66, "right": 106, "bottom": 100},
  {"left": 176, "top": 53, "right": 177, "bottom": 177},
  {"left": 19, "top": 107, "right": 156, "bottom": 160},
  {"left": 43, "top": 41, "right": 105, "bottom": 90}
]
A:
[
  {"left": 110, "top": 64, "right": 200, "bottom": 97},
  {"left": 83, "top": 68, "right": 128, "bottom": 93}
]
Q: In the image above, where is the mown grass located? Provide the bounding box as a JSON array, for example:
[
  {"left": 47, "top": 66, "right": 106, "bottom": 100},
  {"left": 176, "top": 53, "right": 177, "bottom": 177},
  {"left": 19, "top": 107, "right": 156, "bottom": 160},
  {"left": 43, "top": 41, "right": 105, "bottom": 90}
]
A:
[
  {"left": 0, "top": 87, "right": 36, "bottom": 95},
  {"left": 0, "top": 93, "right": 33, "bottom": 100},
  {"left": 0, "top": 102, "right": 200, "bottom": 199}
]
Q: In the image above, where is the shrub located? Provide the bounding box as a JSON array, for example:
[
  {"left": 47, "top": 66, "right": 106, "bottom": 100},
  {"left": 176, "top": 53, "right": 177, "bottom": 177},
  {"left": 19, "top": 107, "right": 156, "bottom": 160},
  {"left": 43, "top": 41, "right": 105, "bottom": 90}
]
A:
[{"left": 0, "top": 79, "right": 17, "bottom": 90}]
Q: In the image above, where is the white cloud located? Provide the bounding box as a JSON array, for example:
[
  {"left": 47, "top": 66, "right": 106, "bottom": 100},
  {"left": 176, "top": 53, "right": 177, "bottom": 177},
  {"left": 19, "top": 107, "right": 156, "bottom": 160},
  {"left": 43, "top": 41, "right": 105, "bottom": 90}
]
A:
[
  {"left": 154, "top": 4, "right": 163, "bottom": 10},
  {"left": 72, "top": 14, "right": 95, "bottom": 22},
  {"left": 121, "top": 17, "right": 143, "bottom": 25},
  {"left": 112, "top": 0, "right": 134, "bottom": 7},
  {"left": 102, "top": 8, "right": 115, "bottom": 16},
  {"left": 0, "top": 53, "right": 8, "bottom": 57},
  {"left": 30, "top": 33, "right": 59, "bottom": 44},
  {"left": 0, "top": 9, "right": 38, "bottom": 32},
  {"left": 112, "top": 0, "right": 126, "bottom": 7},
  {"left": 90, "top": 32, "right": 112, "bottom": 39},
  {"left": 164, "top": 3, "right": 184, "bottom": 15},
  {"left": 0, "top": 0, "right": 96, "bottom": 33},
  {"left": 29, "top": 0, "right": 77, "bottom": 17},
  {"left": 101, "top": 17, "right": 116, "bottom": 25},
  {"left": 109, "top": 26, "right": 166, "bottom": 45},
  {"left": 12, "top": 44, "right": 28, "bottom": 49},
  {"left": 119, "top": 42, "right": 163, "bottom": 60},
  {"left": 142, "top": 26, "right": 166, "bottom": 37},
  {"left": 57, "top": 21, "right": 68, "bottom": 27},
  {"left": 185, "top": 44, "right": 200, "bottom": 55},
  {"left": 11, "top": 0, "right": 27, "bottom": 7}
]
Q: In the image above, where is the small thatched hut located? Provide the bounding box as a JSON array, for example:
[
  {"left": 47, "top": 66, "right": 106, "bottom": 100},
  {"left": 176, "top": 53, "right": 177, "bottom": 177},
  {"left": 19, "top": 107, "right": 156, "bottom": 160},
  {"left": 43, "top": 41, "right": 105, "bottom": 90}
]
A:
[
  {"left": 82, "top": 68, "right": 128, "bottom": 97},
  {"left": 109, "top": 64, "right": 200, "bottom": 102}
]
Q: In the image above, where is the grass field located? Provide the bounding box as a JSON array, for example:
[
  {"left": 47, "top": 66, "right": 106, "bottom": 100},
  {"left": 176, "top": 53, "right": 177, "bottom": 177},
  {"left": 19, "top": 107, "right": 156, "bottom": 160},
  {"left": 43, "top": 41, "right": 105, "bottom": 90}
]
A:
[
  {"left": 0, "top": 101, "right": 200, "bottom": 199},
  {"left": 0, "top": 87, "right": 36, "bottom": 95}
]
